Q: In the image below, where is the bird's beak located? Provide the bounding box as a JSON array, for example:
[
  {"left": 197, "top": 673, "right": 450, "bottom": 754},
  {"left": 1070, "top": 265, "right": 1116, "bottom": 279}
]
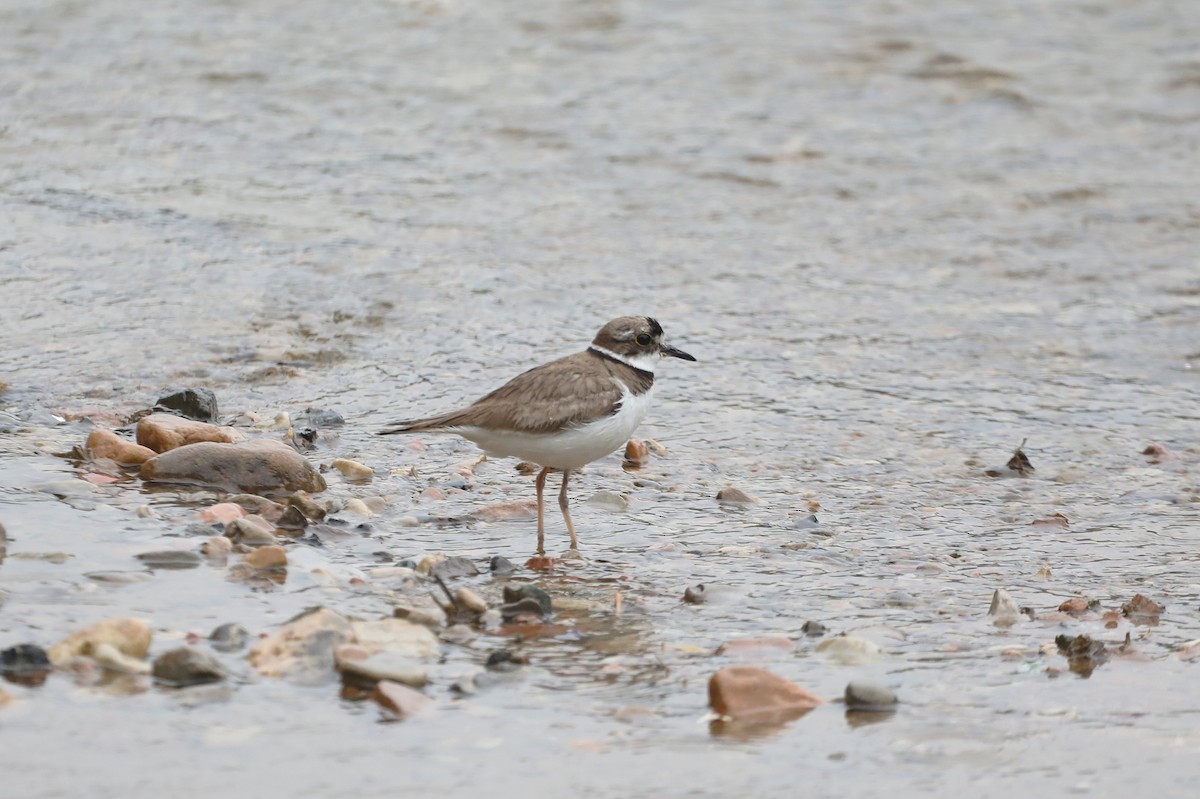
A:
[{"left": 660, "top": 343, "right": 696, "bottom": 362}]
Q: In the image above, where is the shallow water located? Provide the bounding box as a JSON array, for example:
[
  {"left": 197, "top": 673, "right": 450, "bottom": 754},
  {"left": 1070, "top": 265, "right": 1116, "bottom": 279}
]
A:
[{"left": 3, "top": 0, "right": 1200, "bottom": 796}]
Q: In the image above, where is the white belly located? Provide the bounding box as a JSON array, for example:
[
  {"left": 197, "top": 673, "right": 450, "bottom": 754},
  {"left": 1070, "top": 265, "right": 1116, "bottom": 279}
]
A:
[{"left": 454, "top": 387, "right": 653, "bottom": 470}]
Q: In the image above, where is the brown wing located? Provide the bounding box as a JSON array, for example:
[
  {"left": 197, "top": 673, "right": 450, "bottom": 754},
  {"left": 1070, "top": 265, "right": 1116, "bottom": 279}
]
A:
[{"left": 382, "top": 350, "right": 646, "bottom": 435}]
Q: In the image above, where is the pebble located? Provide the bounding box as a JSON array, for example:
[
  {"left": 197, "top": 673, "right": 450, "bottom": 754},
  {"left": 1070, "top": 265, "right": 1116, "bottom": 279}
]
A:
[
  {"left": 470, "top": 499, "right": 537, "bottom": 521},
  {"left": 801, "top": 620, "right": 827, "bottom": 637},
  {"left": 844, "top": 681, "right": 898, "bottom": 710},
  {"left": 683, "top": 584, "right": 707, "bottom": 604},
  {"left": 441, "top": 624, "right": 475, "bottom": 644},
  {"left": 226, "top": 494, "right": 287, "bottom": 521},
  {"left": 141, "top": 439, "right": 326, "bottom": 494},
  {"left": 298, "top": 407, "right": 344, "bottom": 427},
  {"left": 152, "top": 647, "right": 227, "bottom": 686},
  {"left": 0, "top": 687, "right": 10, "bottom": 708},
  {"left": 1059, "top": 597, "right": 1092, "bottom": 616},
  {"left": 244, "top": 545, "right": 288, "bottom": 570},
  {"left": 1, "top": 644, "right": 52, "bottom": 686},
  {"left": 988, "top": 587, "right": 1022, "bottom": 627},
  {"left": 154, "top": 387, "right": 219, "bottom": 422},
  {"left": 85, "top": 428, "right": 157, "bottom": 465},
  {"left": 393, "top": 603, "right": 448, "bottom": 628},
  {"left": 136, "top": 412, "right": 239, "bottom": 453},
  {"left": 416, "top": 554, "right": 447, "bottom": 575},
  {"left": 135, "top": 550, "right": 203, "bottom": 569},
  {"left": 226, "top": 516, "right": 278, "bottom": 546},
  {"left": 91, "top": 642, "right": 150, "bottom": 674},
  {"left": 455, "top": 587, "right": 488, "bottom": 614},
  {"left": 489, "top": 555, "right": 516, "bottom": 576},
  {"left": 197, "top": 503, "right": 247, "bottom": 525},
  {"left": 433, "top": 555, "right": 480, "bottom": 580},
  {"left": 716, "top": 487, "right": 755, "bottom": 505},
  {"left": 351, "top": 619, "right": 440, "bottom": 659},
  {"left": 716, "top": 636, "right": 796, "bottom": 656},
  {"left": 275, "top": 505, "right": 309, "bottom": 532},
  {"left": 502, "top": 585, "right": 552, "bottom": 616},
  {"left": 587, "top": 490, "right": 630, "bottom": 511},
  {"left": 331, "top": 458, "right": 374, "bottom": 480},
  {"left": 336, "top": 647, "right": 428, "bottom": 687},
  {"left": 814, "top": 635, "right": 882, "bottom": 665},
  {"left": 623, "top": 439, "right": 650, "bottom": 466},
  {"left": 1122, "top": 593, "right": 1164, "bottom": 621},
  {"left": 209, "top": 623, "right": 250, "bottom": 652},
  {"left": 201, "top": 536, "right": 233, "bottom": 558},
  {"left": 248, "top": 607, "right": 354, "bottom": 682},
  {"left": 708, "top": 665, "right": 823, "bottom": 720},
  {"left": 343, "top": 498, "right": 374, "bottom": 517},
  {"left": 485, "top": 649, "right": 529, "bottom": 671},
  {"left": 288, "top": 490, "right": 327, "bottom": 520},
  {"left": 500, "top": 597, "right": 547, "bottom": 621},
  {"left": 372, "top": 680, "right": 434, "bottom": 718},
  {"left": 47, "top": 617, "right": 152, "bottom": 667}
]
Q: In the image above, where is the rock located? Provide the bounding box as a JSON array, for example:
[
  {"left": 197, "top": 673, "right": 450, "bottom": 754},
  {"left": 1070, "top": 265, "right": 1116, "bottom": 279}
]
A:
[
  {"left": 288, "top": 490, "right": 326, "bottom": 520},
  {"left": 489, "top": 555, "right": 516, "bottom": 576},
  {"left": 248, "top": 607, "right": 355, "bottom": 683},
  {"left": 988, "top": 588, "right": 1022, "bottom": 626},
  {"left": 47, "top": 617, "right": 153, "bottom": 667},
  {"left": 141, "top": 439, "right": 326, "bottom": 494},
  {"left": 814, "top": 635, "right": 882, "bottom": 665},
  {"left": 844, "top": 681, "right": 898, "bottom": 710},
  {"left": 1058, "top": 597, "right": 1092, "bottom": 616},
  {"left": 1056, "top": 633, "right": 1109, "bottom": 677},
  {"left": 276, "top": 505, "right": 309, "bottom": 532},
  {"left": 485, "top": 649, "right": 529, "bottom": 671},
  {"left": 85, "top": 429, "right": 157, "bottom": 465},
  {"left": 243, "top": 545, "right": 287, "bottom": 570},
  {"left": 586, "top": 490, "right": 629, "bottom": 511},
  {"left": 683, "top": 584, "right": 707, "bottom": 604},
  {"left": 716, "top": 487, "right": 755, "bottom": 505},
  {"left": 155, "top": 388, "right": 219, "bottom": 422},
  {"left": 1, "top": 644, "right": 52, "bottom": 686},
  {"left": 331, "top": 458, "right": 374, "bottom": 480},
  {"left": 502, "top": 585, "right": 552, "bottom": 616},
  {"left": 416, "top": 553, "right": 447, "bottom": 575},
  {"left": 136, "top": 412, "right": 239, "bottom": 453},
  {"left": 152, "top": 647, "right": 227, "bottom": 686},
  {"left": 343, "top": 498, "right": 374, "bottom": 516},
  {"left": 708, "top": 666, "right": 823, "bottom": 720},
  {"left": 351, "top": 619, "right": 440, "bottom": 659},
  {"left": 623, "top": 439, "right": 650, "bottom": 466},
  {"left": 197, "top": 502, "right": 246, "bottom": 525},
  {"left": 209, "top": 623, "right": 250, "bottom": 652},
  {"left": 336, "top": 646, "right": 428, "bottom": 687},
  {"left": 298, "top": 407, "right": 344, "bottom": 427},
  {"left": 201, "top": 536, "right": 233, "bottom": 558},
  {"left": 91, "top": 642, "right": 150, "bottom": 674},
  {"left": 393, "top": 602, "right": 448, "bottom": 628},
  {"left": 500, "top": 597, "right": 547, "bottom": 621},
  {"left": 455, "top": 587, "right": 488, "bottom": 614},
  {"left": 1122, "top": 594, "right": 1164, "bottom": 623},
  {"left": 226, "top": 494, "right": 287, "bottom": 521},
  {"left": 135, "top": 550, "right": 203, "bottom": 569},
  {"left": 372, "top": 680, "right": 434, "bottom": 718},
  {"left": 716, "top": 636, "right": 796, "bottom": 656},
  {"left": 433, "top": 555, "right": 479, "bottom": 580},
  {"left": 470, "top": 499, "right": 537, "bottom": 521},
  {"left": 1031, "top": 513, "right": 1070, "bottom": 529},
  {"left": 801, "top": 620, "right": 827, "bottom": 637},
  {"left": 225, "top": 515, "right": 278, "bottom": 546},
  {"left": 1142, "top": 443, "right": 1171, "bottom": 462}
]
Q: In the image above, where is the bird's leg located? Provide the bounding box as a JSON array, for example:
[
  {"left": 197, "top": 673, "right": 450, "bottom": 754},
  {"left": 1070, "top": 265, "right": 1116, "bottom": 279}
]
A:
[
  {"left": 535, "top": 467, "right": 550, "bottom": 556},
  {"left": 558, "top": 468, "right": 578, "bottom": 550}
]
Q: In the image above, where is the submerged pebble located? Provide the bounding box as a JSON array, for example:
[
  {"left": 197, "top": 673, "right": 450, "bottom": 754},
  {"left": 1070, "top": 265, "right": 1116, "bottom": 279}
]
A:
[
  {"left": 489, "top": 555, "right": 516, "bottom": 575},
  {"left": 209, "top": 623, "right": 250, "bottom": 653},
  {"left": 331, "top": 458, "right": 374, "bottom": 480},
  {"left": 152, "top": 647, "right": 227, "bottom": 686},
  {"left": 47, "top": 617, "right": 152, "bottom": 667},
  {"left": 502, "top": 585, "right": 552, "bottom": 616},
  {"left": 683, "top": 584, "right": 707, "bottom": 604},
  {"left": 844, "top": 681, "right": 898, "bottom": 710},
  {"left": 135, "top": 550, "right": 203, "bottom": 569},
  {"left": 371, "top": 680, "right": 434, "bottom": 718}
]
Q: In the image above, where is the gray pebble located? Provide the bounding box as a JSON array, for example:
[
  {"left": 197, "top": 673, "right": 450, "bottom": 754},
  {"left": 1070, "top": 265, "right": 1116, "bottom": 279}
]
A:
[
  {"left": 209, "top": 623, "right": 250, "bottom": 652},
  {"left": 844, "top": 681, "right": 898, "bottom": 710}
]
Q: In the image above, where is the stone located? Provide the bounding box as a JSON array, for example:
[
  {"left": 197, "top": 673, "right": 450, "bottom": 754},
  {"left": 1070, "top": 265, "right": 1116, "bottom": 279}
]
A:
[
  {"left": 288, "top": 490, "right": 327, "bottom": 520},
  {"left": 801, "top": 620, "right": 827, "bottom": 637},
  {"left": 248, "top": 607, "right": 355, "bottom": 683},
  {"left": 1122, "top": 594, "right": 1164, "bottom": 621},
  {"left": 197, "top": 502, "right": 246, "bottom": 525},
  {"left": 350, "top": 619, "right": 440, "bottom": 659},
  {"left": 814, "top": 635, "right": 882, "bottom": 665},
  {"left": 243, "top": 545, "right": 287, "bottom": 570},
  {"left": 683, "top": 584, "right": 707, "bottom": 604},
  {"left": 502, "top": 585, "right": 552, "bottom": 616},
  {"left": 85, "top": 428, "right": 156, "bottom": 465},
  {"left": 470, "top": 499, "right": 537, "bottom": 521},
  {"left": 226, "top": 494, "right": 287, "bottom": 521},
  {"left": 226, "top": 515, "right": 278, "bottom": 546},
  {"left": 416, "top": 553, "right": 447, "bottom": 575},
  {"left": 201, "top": 536, "right": 233, "bottom": 558},
  {"left": 988, "top": 588, "right": 1022, "bottom": 626},
  {"left": 152, "top": 647, "right": 227, "bottom": 686},
  {"left": 47, "top": 617, "right": 153, "bottom": 667},
  {"left": 343, "top": 498, "right": 374, "bottom": 516},
  {"left": 485, "top": 650, "right": 529, "bottom": 671},
  {"left": 331, "top": 458, "right": 374, "bottom": 480},
  {"left": 586, "top": 490, "right": 630, "bottom": 511},
  {"left": 1059, "top": 597, "right": 1091, "bottom": 616},
  {"left": 489, "top": 555, "right": 516, "bottom": 576},
  {"left": 623, "top": 439, "right": 650, "bottom": 466},
  {"left": 91, "top": 642, "right": 150, "bottom": 674},
  {"left": 336, "top": 646, "right": 428, "bottom": 687},
  {"left": 276, "top": 506, "right": 309, "bottom": 531},
  {"left": 155, "top": 388, "right": 219, "bottom": 422},
  {"left": 298, "top": 407, "right": 344, "bottom": 427},
  {"left": 455, "top": 587, "right": 488, "bottom": 614},
  {"left": 393, "top": 601, "right": 448, "bottom": 628},
  {"left": 136, "top": 412, "right": 239, "bottom": 453},
  {"left": 371, "top": 680, "right": 434, "bottom": 718},
  {"left": 716, "top": 487, "right": 755, "bottom": 505},
  {"left": 844, "top": 681, "right": 898, "bottom": 710},
  {"left": 716, "top": 636, "right": 796, "bottom": 656},
  {"left": 500, "top": 597, "right": 547, "bottom": 621},
  {"left": 135, "top": 550, "right": 203, "bottom": 569},
  {"left": 1, "top": 644, "right": 52, "bottom": 686},
  {"left": 140, "top": 439, "right": 326, "bottom": 494},
  {"left": 708, "top": 666, "right": 823, "bottom": 720},
  {"left": 432, "top": 555, "right": 479, "bottom": 580},
  {"left": 209, "top": 623, "right": 250, "bottom": 652}
]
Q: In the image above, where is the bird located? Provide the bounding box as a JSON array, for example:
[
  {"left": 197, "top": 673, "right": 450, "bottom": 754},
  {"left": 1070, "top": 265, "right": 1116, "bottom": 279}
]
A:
[{"left": 380, "top": 316, "right": 696, "bottom": 554}]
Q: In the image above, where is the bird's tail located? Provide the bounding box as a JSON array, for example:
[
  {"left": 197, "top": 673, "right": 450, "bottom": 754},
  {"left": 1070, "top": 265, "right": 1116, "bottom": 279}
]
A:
[{"left": 378, "top": 412, "right": 463, "bottom": 436}]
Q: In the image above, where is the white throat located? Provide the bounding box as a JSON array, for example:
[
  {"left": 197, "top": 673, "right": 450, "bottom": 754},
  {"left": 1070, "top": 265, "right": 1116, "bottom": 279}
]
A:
[{"left": 590, "top": 345, "right": 657, "bottom": 374}]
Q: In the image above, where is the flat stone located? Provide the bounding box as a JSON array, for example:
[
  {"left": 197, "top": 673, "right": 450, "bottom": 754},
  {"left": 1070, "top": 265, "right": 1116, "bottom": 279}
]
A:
[
  {"left": 331, "top": 458, "right": 374, "bottom": 480},
  {"left": 372, "top": 680, "right": 434, "bottom": 718},
  {"left": 141, "top": 439, "right": 326, "bottom": 494},
  {"left": 136, "top": 412, "right": 239, "bottom": 453},
  {"left": 814, "top": 635, "right": 883, "bottom": 665},
  {"left": 86, "top": 428, "right": 157, "bottom": 465},
  {"left": 152, "top": 647, "right": 227, "bottom": 686},
  {"left": 197, "top": 502, "right": 246, "bottom": 525},
  {"left": 708, "top": 666, "right": 823, "bottom": 720},
  {"left": 502, "top": 584, "right": 552, "bottom": 616},
  {"left": 135, "top": 550, "right": 203, "bottom": 569},
  {"left": 844, "top": 681, "right": 898, "bottom": 710},
  {"left": 225, "top": 494, "right": 287, "bottom": 521},
  {"left": 351, "top": 619, "right": 440, "bottom": 659},
  {"left": 155, "top": 388, "right": 219, "bottom": 422},
  {"left": 336, "top": 647, "right": 428, "bottom": 687},
  {"left": 470, "top": 499, "right": 537, "bottom": 521},
  {"left": 225, "top": 515, "right": 278, "bottom": 545},
  {"left": 47, "top": 617, "right": 152, "bottom": 667}
]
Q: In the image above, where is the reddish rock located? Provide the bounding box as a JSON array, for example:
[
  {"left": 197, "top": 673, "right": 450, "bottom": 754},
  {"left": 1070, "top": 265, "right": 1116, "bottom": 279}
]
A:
[
  {"left": 471, "top": 499, "right": 537, "bottom": 521},
  {"left": 86, "top": 429, "right": 157, "bottom": 466},
  {"left": 1058, "top": 597, "right": 1090, "bottom": 616},
  {"left": 140, "top": 439, "right": 326, "bottom": 494},
  {"left": 1122, "top": 594, "right": 1164, "bottom": 623},
  {"left": 1031, "top": 513, "right": 1070, "bottom": 529},
  {"left": 708, "top": 666, "right": 823, "bottom": 720},
  {"left": 716, "top": 487, "right": 755, "bottom": 505},
  {"left": 136, "top": 413, "right": 240, "bottom": 453},
  {"left": 371, "top": 680, "right": 434, "bottom": 718},
  {"left": 623, "top": 439, "right": 650, "bottom": 466},
  {"left": 198, "top": 502, "right": 246, "bottom": 525}
]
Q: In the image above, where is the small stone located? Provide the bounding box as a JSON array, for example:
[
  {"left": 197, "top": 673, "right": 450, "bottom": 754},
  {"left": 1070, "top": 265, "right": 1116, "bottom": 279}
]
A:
[
  {"left": 502, "top": 585, "right": 552, "bottom": 616},
  {"left": 455, "top": 587, "right": 488, "bottom": 614},
  {"left": 336, "top": 647, "right": 428, "bottom": 687},
  {"left": 683, "top": 584, "right": 707, "bottom": 604},
  {"left": 371, "top": 680, "right": 434, "bottom": 718},
  {"left": 226, "top": 494, "right": 287, "bottom": 521},
  {"left": 500, "top": 597, "right": 547, "bottom": 621},
  {"left": 141, "top": 439, "right": 326, "bottom": 494},
  {"left": 275, "top": 505, "right": 309, "bottom": 531},
  {"left": 393, "top": 602, "right": 448, "bottom": 628},
  {"left": 587, "top": 490, "right": 630, "bottom": 511},
  {"left": 0, "top": 687, "right": 10, "bottom": 707},
  {"left": 471, "top": 499, "right": 537, "bottom": 521},
  {"left": 248, "top": 607, "right": 354, "bottom": 683},
  {"left": 1058, "top": 597, "right": 1091, "bottom": 616},
  {"left": 351, "top": 619, "right": 440, "bottom": 659},
  {"left": 197, "top": 503, "right": 246, "bottom": 525},
  {"left": 288, "top": 490, "right": 327, "bottom": 521},
  {"left": 801, "top": 620, "right": 827, "bottom": 637},
  {"left": 814, "top": 635, "right": 882, "bottom": 665},
  {"left": 1122, "top": 593, "right": 1164, "bottom": 619},
  {"left": 331, "top": 458, "right": 374, "bottom": 480},
  {"left": 85, "top": 429, "right": 157, "bottom": 465},
  {"left": 136, "top": 412, "right": 239, "bottom": 453},
  {"left": 47, "top": 617, "right": 153, "bottom": 667},
  {"left": 717, "top": 636, "right": 796, "bottom": 656},
  {"left": 1142, "top": 443, "right": 1171, "bottom": 462},
  {"left": 1031, "top": 513, "right": 1070, "bottom": 529},
  {"left": 489, "top": 555, "right": 516, "bottom": 575},
  {"left": 298, "top": 407, "right": 344, "bottom": 427},
  {"left": 623, "top": 439, "right": 650, "bottom": 466},
  {"left": 92, "top": 642, "right": 150, "bottom": 674},
  {"left": 226, "top": 515, "right": 278, "bottom": 546},
  {"left": 1, "top": 644, "right": 52, "bottom": 686},
  {"left": 485, "top": 649, "right": 529, "bottom": 671},
  {"left": 201, "top": 536, "right": 233, "bottom": 558},
  {"left": 708, "top": 666, "right": 823, "bottom": 720},
  {"left": 716, "top": 487, "right": 755, "bottom": 505},
  {"left": 209, "top": 623, "right": 250, "bottom": 652},
  {"left": 844, "top": 681, "right": 898, "bottom": 710},
  {"left": 433, "top": 555, "right": 480, "bottom": 580},
  {"left": 135, "top": 550, "right": 203, "bottom": 569},
  {"left": 243, "top": 545, "right": 287, "bottom": 570},
  {"left": 416, "top": 554, "right": 447, "bottom": 575},
  {"left": 421, "top": 486, "right": 445, "bottom": 501},
  {"left": 152, "top": 647, "right": 227, "bottom": 686},
  {"left": 343, "top": 498, "right": 374, "bottom": 517},
  {"left": 988, "top": 588, "right": 1022, "bottom": 626},
  {"left": 155, "top": 388, "right": 219, "bottom": 422}
]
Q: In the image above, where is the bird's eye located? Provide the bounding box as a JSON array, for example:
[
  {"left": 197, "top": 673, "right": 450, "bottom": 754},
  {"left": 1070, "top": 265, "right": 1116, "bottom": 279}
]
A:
[{"left": 635, "top": 333, "right": 653, "bottom": 347}]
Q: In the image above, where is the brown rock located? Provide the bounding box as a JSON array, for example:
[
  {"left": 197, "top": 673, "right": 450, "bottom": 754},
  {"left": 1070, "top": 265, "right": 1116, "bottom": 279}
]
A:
[
  {"left": 244, "top": 545, "right": 287, "bottom": 569},
  {"left": 716, "top": 487, "right": 755, "bottom": 505},
  {"left": 708, "top": 666, "right": 823, "bottom": 720},
  {"left": 371, "top": 680, "right": 434, "bottom": 718},
  {"left": 471, "top": 499, "right": 537, "bottom": 521},
  {"left": 86, "top": 429, "right": 157, "bottom": 466},
  {"left": 1058, "top": 597, "right": 1090, "bottom": 616},
  {"left": 716, "top": 636, "right": 796, "bottom": 656},
  {"left": 288, "top": 490, "right": 326, "bottom": 520},
  {"left": 225, "top": 494, "right": 287, "bottom": 522},
  {"left": 140, "top": 439, "right": 326, "bottom": 494},
  {"left": 1122, "top": 593, "right": 1164, "bottom": 622},
  {"left": 47, "top": 617, "right": 153, "bottom": 667},
  {"left": 136, "top": 413, "right": 240, "bottom": 453},
  {"left": 623, "top": 439, "right": 650, "bottom": 466},
  {"left": 225, "top": 515, "right": 278, "bottom": 545},
  {"left": 201, "top": 536, "right": 233, "bottom": 558}
]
